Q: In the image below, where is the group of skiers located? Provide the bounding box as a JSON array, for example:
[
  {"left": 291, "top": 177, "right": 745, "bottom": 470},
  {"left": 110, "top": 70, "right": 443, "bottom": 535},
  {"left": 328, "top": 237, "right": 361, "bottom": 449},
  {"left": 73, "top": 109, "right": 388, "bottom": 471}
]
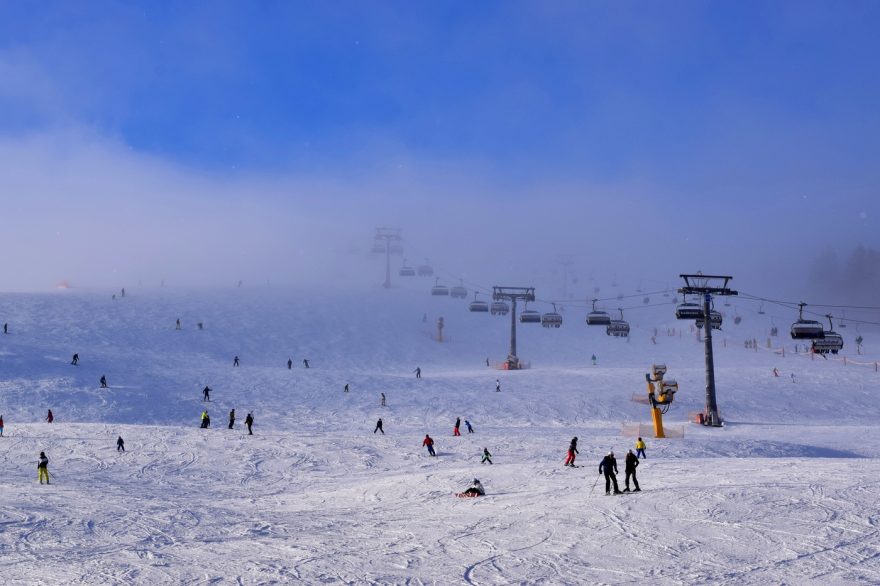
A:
[{"left": 200, "top": 409, "right": 254, "bottom": 434}]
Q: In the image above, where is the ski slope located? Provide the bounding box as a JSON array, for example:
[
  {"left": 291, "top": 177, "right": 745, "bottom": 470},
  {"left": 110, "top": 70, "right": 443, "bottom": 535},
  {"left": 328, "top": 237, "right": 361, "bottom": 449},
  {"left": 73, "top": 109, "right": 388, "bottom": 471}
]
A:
[{"left": 1, "top": 285, "right": 878, "bottom": 584}]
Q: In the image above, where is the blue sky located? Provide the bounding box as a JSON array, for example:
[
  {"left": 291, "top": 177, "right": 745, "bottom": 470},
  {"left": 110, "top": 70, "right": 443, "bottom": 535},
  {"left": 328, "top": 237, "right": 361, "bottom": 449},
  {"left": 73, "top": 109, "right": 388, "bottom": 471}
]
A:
[{"left": 0, "top": 1, "right": 879, "bottom": 288}]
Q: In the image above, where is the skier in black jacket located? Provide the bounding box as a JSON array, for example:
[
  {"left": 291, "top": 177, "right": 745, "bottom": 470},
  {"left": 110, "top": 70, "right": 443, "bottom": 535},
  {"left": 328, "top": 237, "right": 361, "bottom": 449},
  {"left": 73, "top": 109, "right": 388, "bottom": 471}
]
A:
[
  {"left": 599, "top": 451, "right": 622, "bottom": 495},
  {"left": 374, "top": 418, "right": 384, "bottom": 434},
  {"left": 623, "top": 449, "right": 640, "bottom": 492},
  {"left": 244, "top": 412, "right": 254, "bottom": 435}
]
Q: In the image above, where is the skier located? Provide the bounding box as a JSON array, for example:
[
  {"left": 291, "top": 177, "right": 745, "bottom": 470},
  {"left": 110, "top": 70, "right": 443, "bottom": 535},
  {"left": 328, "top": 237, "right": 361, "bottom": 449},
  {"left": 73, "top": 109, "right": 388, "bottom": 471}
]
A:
[
  {"left": 287, "top": 359, "right": 293, "bottom": 370},
  {"left": 116, "top": 436, "right": 125, "bottom": 452},
  {"left": 591, "top": 354, "right": 597, "bottom": 366},
  {"left": 790, "top": 373, "right": 797, "bottom": 383},
  {"left": 228, "top": 409, "right": 235, "bottom": 429},
  {"left": 454, "top": 417, "right": 461, "bottom": 436},
  {"left": 623, "top": 449, "right": 640, "bottom": 492},
  {"left": 303, "top": 359, "right": 310, "bottom": 368},
  {"left": 495, "top": 379, "right": 501, "bottom": 392},
  {"left": 564, "top": 436, "right": 579, "bottom": 467},
  {"left": 38, "top": 452, "right": 49, "bottom": 485},
  {"left": 635, "top": 437, "right": 647, "bottom": 459},
  {"left": 481, "top": 448, "right": 492, "bottom": 464},
  {"left": 121, "top": 287, "right": 125, "bottom": 297},
  {"left": 459, "top": 478, "right": 485, "bottom": 497},
  {"left": 465, "top": 420, "right": 474, "bottom": 433},
  {"left": 200, "top": 410, "right": 210, "bottom": 429},
  {"left": 233, "top": 356, "right": 240, "bottom": 367},
  {"left": 773, "top": 367, "right": 779, "bottom": 377},
  {"left": 0, "top": 414, "right": 4, "bottom": 436},
  {"left": 197, "top": 322, "right": 204, "bottom": 330},
  {"left": 244, "top": 412, "right": 254, "bottom": 435},
  {"left": 100, "top": 375, "right": 108, "bottom": 389},
  {"left": 203, "top": 386, "right": 211, "bottom": 401},
  {"left": 380, "top": 392, "right": 385, "bottom": 407},
  {"left": 46, "top": 409, "right": 54, "bottom": 424},
  {"left": 3, "top": 322, "right": 7, "bottom": 334},
  {"left": 485, "top": 357, "right": 490, "bottom": 367},
  {"left": 422, "top": 434, "right": 436, "bottom": 456},
  {"left": 176, "top": 318, "right": 181, "bottom": 330},
  {"left": 344, "top": 383, "right": 349, "bottom": 393},
  {"left": 414, "top": 367, "right": 421, "bottom": 379},
  {"left": 71, "top": 353, "right": 79, "bottom": 365},
  {"left": 599, "top": 451, "right": 622, "bottom": 495},
  {"left": 374, "top": 418, "right": 384, "bottom": 434}
]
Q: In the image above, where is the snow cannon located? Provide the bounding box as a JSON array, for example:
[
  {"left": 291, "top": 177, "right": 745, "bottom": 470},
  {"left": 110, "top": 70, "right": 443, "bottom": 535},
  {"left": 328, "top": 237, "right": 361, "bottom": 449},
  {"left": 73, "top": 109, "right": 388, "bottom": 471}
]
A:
[{"left": 645, "top": 364, "right": 678, "bottom": 439}]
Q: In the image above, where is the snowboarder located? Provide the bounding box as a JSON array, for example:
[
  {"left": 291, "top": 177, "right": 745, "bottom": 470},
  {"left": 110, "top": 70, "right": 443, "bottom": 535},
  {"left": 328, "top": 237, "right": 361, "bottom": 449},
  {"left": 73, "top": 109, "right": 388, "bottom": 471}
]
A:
[
  {"left": 635, "top": 437, "right": 647, "bottom": 459},
  {"left": 458, "top": 478, "right": 485, "bottom": 497},
  {"left": 773, "top": 367, "right": 779, "bottom": 377},
  {"left": 71, "top": 353, "right": 79, "bottom": 365},
  {"left": 228, "top": 409, "right": 235, "bottom": 429},
  {"left": 380, "top": 392, "right": 385, "bottom": 407},
  {"left": 481, "top": 448, "right": 492, "bottom": 464},
  {"left": 200, "top": 410, "right": 210, "bottom": 429},
  {"left": 414, "top": 367, "right": 421, "bottom": 379},
  {"left": 454, "top": 417, "right": 461, "bottom": 436},
  {"left": 465, "top": 420, "right": 474, "bottom": 433},
  {"left": 100, "top": 375, "right": 107, "bottom": 388},
  {"left": 303, "top": 359, "right": 310, "bottom": 368},
  {"left": 116, "top": 436, "right": 125, "bottom": 452},
  {"left": 233, "top": 356, "right": 240, "bottom": 367},
  {"left": 244, "top": 412, "right": 254, "bottom": 435},
  {"left": 565, "top": 437, "right": 579, "bottom": 467},
  {"left": 0, "top": 414, "right": 4, "bottom": 436},
  {"left": 38, "top": 452, "right": 49, "bottom": 484},
  {"left": 175, "top": 318, "right": 181, "bottom": 330},
  {"left": 591, "top": 354, "right": 597, "bottom": 366},
  {"left": 495, "top": 379, "right": 501, "bottom": 392},
  {"left": 599, "top": 451, "right": 621, "bottom": 495},
  {"left": 203, "top": 386, "right": 211, "bottom": 401},
  {"left": 374, "top": 418, "right": 384, "bottom": 434},
  {"left": 423, "top": 434, "right": 435, "bottom": 456},
  {"left": 287, "top": 359, "right": 293, "bottom": 370},
  {"left": 46, "top": 409, "right": 54, "bottom": 424},
  {"left": 623, "top": 449, "right": 640, "bottom": 492}
]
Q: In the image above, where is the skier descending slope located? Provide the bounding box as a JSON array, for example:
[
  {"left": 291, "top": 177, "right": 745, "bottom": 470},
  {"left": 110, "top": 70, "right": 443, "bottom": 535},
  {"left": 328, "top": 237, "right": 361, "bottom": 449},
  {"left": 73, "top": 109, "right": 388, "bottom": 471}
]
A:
[
  {"left": 46, "top": 410, "right": 54, "bottom": 423},
  {"left": 116, "top": 436, "right": 125, "bottom": 452},
  {"left": 374, "top": 418, "right": 384, "bottom": 434},
  {"left": 481, "top": 448, "right": 493, "bottom": 464},
  {"left": 564, "top": 437, "right": 579, "bottom": 467},
  {"left": 599, "top": 451, "right": 622, "bottom": 495},
  {"left": 423, "top": 434, "right": 436, "bottom": 456},
  {"left": 38, "top": 452, "right": 49, "bottom": 484},
  {"left": 623, "top": 449, "right": 640, "bottom": 492}
]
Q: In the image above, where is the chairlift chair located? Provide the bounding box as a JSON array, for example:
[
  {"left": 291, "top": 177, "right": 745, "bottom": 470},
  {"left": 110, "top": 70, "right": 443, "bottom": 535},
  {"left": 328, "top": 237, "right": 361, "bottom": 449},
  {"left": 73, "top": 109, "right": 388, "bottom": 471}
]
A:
[
  {"left": 675, "top": 300, "right": 703, "bottom": 320},
  {"left": 399, "top": 259, "right": 416, "bottom": 277},
  {"left": 541, "top": 303, "right": 563, "bottom": 328},
  {"left": 790, "top": 303, "right": 825, "bottom": 340},
  {"left": 469, "top": 293, "right": 489, "bottom": 313},
  {"left": 417, "top": 260, "right": 434, "bottom": 277},
  {"left": 606, "top": 309, "right": 630, "bottom": 337},
  {"left": 520, "top": 303, "right": 542, "bottom": 324},
  {"left": 430, "top": 278, "right": 449, "bottom": 296},
  {"left": 812, "top": 315, "right": 844, "bottom": 354},
  {"left": 450, "top": 279, "right": 468, "bottom": 299},
  {"left": 695, "top": 310, "right": 723, "bottom": 330},
  {"left": 388, "top": 243, "right": 404, "bottom": 255},
  {"left": 490, "top": 301, "right": 510, "bottom": 316},
  {"left": 586, "top": 299, "right": 611, "bottom": 326}
]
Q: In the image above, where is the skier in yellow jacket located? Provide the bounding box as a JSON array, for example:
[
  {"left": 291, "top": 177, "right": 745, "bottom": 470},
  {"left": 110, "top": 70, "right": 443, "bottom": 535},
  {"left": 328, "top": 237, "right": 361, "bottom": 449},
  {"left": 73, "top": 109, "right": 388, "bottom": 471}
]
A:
[{"left": 635, "top": 437, "right": 647, "bottom": 459}]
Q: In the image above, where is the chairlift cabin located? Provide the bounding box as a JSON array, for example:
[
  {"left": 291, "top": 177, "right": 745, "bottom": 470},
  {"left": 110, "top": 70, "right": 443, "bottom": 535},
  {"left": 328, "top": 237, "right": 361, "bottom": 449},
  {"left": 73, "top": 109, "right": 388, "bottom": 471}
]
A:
[
  {"left": 430, "top": 278, "right": 449, "bottom": 296},
  {"left": 450, "top": 280, "right": 468, "bottom": 299},
  {"left": 469, "top": 293, "right": 489, "bottom": 313},
  {"left": 417, "top": 260, "right": 434, "bottom": 277},
  {"left": 520, "top": 303, "right": 542, "bottom": 324},
  {"left": 757, "top": 302, "right": 765, "bottom": 315},
  {"left": 490, "top": 301, "right": 510, "bottom": 316},
  {"left": 586, "top": 299, "right": 611, "bottom": 326},
  {"left": 399, "top": 260, "right": 416, "bottom": 277},
  {"left": 606, "top": 309, "right": 630, "bottom": 337},
  {"left": 790, "top": 303, "right": 824, "bottom": 340},
  {"left": 675, "top": 301, "right": 703, "bottom": 320},
  {"left": 541, "top": 303, "right": 563, "bottom": 328},
  {"left": 695, "top": 310, "right": 723, "bottom": 330}
]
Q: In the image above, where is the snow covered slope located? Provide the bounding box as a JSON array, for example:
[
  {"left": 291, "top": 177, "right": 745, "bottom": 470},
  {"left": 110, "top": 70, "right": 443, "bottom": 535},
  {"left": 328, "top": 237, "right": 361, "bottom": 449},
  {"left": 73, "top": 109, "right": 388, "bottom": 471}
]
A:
[{"left": 1, "top": 285, "right": 878, "bottom": 584}]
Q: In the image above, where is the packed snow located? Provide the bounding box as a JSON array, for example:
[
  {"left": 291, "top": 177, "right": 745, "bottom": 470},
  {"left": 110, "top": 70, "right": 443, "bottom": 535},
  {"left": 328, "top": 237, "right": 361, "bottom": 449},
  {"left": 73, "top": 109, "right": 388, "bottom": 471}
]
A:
[{"left": 1, "top": 285, "right": 878, "bottom": 584}]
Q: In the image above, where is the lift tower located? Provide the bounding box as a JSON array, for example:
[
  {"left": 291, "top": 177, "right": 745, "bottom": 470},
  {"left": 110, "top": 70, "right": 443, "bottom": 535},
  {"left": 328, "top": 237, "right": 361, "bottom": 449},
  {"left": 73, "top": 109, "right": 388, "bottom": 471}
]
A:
[
  {"left": 492, "top": 286, "right": 535, "bottom": 370},
  {"left": 372, "top": 228, "right": 403, "bottom": 289},
  {"left": 678, "top": 273, "right": 737, "bottom": 427}
]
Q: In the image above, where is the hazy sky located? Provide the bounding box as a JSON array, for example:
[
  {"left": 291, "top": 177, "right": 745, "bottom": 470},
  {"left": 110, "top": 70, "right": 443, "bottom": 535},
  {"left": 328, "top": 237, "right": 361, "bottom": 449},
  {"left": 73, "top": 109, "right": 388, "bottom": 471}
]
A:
[{"left": 1, "top": 1, "right": 878, "bottom": 293}]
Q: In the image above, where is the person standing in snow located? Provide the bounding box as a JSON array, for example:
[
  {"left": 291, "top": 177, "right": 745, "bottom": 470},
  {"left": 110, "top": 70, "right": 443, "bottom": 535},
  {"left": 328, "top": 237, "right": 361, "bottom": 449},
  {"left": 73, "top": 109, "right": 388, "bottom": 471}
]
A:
[
  {"left": 0, "top": 414, "right": 4, "bottom": 437},
  {"left": 465, "top": 420, "right": 474, "bottom": 433},
  {"left": 454, "top": 417, "right": 461, "bottom": 436},
  {"left": 564, "top": 437, "right": 579, "bottom": 467},
  {"left": 200, "top": 410, "right": 209, "bottom": 428},
  {"left": 233, "top": 356, "right": 240, "bottom": 367},
  {"left": 773, "top": 367, "right": 779, "bottom": 377},
  {"left": 46, "top": 409, "right": 54, "bottom": 423},
  {"left": 228, "top": 409, "right": 235, "bottom": 429},
  {"left": 591, "top": 354, "right": 597, "bottom": 366},
  {"left": 116, "top": 436, "right": 125, "bottom": 452},
  {"left": 3, "top": 322, "right": 7, "bottom": 334},
  {"left": 38, "top": 452, "right": 50, "bottom": 485},
  {"left": 71, "top": 353, "right": 79, "bottom": 365},
  {"left": 495, "top": 379, "right": 501, "bottom": 392},
  {"left": 485, "top": 357, "right": 490, "bottom": 367},
  {"left": 623, "top": 449, "right": 640, "bottom": 492},
  {"left": 380, "top": 392, "right": 385, "bottom": 406},
  {"left": 244, "top": 412, "right": 254, "bottom": 435},
  {"left": 374, "top": 418, "right": 384, "bottom": 434},
  {"left": 599, "top": 451, "right": 621, "bottom": 495},
  {"left": 481, "top": 448, "right": 492, "bottom": 464},
  {"left": 100, "top": 375, "right": 108, "bottom": 388},
  {"left": 414, "top": 367, "right": 421, "bottom": 379},
  {"left": 287, "top": 359, "right": 293, "bottom": 370},
  {"left": 203, "top": 386, "right": 211, "bottom": 401},
  {"left": 635, "top": 437, "right": 646, "bottom": 459},
  {"left": 175, "top": 318, "right": 181, "bottom": 330},
  {"left": 423, "top": 434, "right": 435, "bottom": 456},
  {"left": 302, "top": 359, "right": 310, "bottom": 368}
]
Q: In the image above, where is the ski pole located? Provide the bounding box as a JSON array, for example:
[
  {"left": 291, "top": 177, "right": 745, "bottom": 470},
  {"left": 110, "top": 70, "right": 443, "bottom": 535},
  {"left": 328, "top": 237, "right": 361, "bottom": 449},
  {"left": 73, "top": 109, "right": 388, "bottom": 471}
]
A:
[{"left": 589, "top": 473, "right": 601, "bottom": 497}]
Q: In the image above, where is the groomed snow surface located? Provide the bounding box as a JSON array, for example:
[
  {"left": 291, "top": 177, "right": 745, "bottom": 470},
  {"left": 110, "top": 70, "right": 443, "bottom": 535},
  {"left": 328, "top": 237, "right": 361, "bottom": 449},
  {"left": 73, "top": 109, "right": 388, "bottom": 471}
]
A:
[{"left": 1, "top": 286, "right": 878, "bottom": 585}]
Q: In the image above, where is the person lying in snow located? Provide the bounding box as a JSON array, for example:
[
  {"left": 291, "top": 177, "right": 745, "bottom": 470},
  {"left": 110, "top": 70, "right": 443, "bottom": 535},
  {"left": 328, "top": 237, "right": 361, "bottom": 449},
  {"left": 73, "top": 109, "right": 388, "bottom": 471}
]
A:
[{"left": 457, "top": 479, "right": 485, "bottom": 497}]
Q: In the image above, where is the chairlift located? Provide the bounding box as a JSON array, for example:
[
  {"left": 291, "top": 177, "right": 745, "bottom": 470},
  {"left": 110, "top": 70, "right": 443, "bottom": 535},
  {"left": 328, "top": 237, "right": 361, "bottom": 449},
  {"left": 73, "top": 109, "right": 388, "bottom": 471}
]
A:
[
  {"left": 695, "top": 310, "right": 723, "bottom": 330},
  {"left": 606, "top": 309, "right": 630, "bottom": 337},
  {"left": 468, "top": 292, "right": 489, "bottom": 313},
  {"left": 520, "top": 303, "right": 541, "bottom": 324},
  {"left": 399, "top": 259, "right": 416, "bottom": 277},
  {"left": 790, "top": 303, "right": 824, "bottom": 340},
  {"left": 812, "top": 315, "right": 844, "bottom": 354},
  {"left": 643, "top": 296, "right": 650, "bottom": 304},
  {"left": 450, "top": 279, "right": 468, "bottom": 299},
  {"left": 541, "top": 303, "right": 563, "bottom": 328},
  {"left": 586, "top": 299, "right": 611, "bottom": 326},
  {"left": 490, "top": 301, "right": 510, "bottom": 316},
  {"left": 430, "top": 278, "right": 449, "bottom": 296},
  {"left": 675, "top": 299, "right": 703, "bottom": 320},
  {"left": 757, "top": 301, "right": 765, "bottom": 315},
  {"left": 371, "top": 240, "right": 385, "bottom": 254},
  {"left": 388, "top": 243, "right": 404, "bottom": 255},
  {"left": 417, "top": 260, "right": 434, "bottom": 277}
]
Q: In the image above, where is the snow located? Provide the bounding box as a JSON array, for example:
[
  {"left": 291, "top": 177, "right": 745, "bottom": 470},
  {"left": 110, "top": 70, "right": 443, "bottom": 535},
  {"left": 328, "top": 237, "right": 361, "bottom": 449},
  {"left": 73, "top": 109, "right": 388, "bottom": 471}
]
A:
[{"left": 1, "top": 286, "right": 879, "bottom": 584}]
